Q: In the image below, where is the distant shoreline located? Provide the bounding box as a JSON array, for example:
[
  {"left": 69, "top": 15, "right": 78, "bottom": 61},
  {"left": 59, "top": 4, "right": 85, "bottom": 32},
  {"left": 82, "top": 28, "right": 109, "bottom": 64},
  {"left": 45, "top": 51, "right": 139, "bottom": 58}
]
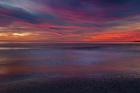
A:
[
  {"left": 0, "top": 42, "right": 139, "bottom": 44},
  {"left": 0, "top": 42, "right": 139, "bottom": 50}
]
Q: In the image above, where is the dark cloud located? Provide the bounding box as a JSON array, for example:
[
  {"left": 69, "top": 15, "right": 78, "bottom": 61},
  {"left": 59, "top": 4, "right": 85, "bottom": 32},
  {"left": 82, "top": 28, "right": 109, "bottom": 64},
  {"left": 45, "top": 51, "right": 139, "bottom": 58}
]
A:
[
  {"left": 0, "top": 0, "right": 140, "bottom": 25},
  {"left": 0, "top": 3, "right": 40, "bottom": 25},
  {"left": 40, "top": 0, "right": 140, "bottom": 23}
]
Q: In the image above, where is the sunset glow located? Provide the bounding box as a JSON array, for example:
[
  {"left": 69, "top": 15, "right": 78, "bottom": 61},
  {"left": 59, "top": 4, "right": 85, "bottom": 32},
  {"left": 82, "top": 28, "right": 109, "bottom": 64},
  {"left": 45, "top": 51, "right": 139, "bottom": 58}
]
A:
[
  {"left": 0, "top": 0, "right": 139, "bottom": 43},
  {"left": 12, "top": 32, "right": 32, "bottom": 37},
  {"left": 0, "top": 1, "right": 140, "bottom": 92}
]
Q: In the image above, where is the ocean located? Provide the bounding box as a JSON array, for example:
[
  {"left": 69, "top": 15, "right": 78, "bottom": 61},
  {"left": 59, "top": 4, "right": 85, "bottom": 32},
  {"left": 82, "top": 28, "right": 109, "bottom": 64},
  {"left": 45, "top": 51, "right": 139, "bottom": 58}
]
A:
[{"left": 0, "top": 43, "right": 140, "bottom": 83}]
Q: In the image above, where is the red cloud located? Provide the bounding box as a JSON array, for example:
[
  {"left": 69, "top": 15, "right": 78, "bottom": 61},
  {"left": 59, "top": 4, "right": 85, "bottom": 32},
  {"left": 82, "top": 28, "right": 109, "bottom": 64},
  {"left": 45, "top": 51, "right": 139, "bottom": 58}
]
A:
[{"left": 84, "top": 30, "right": 140, "bottom": 42}]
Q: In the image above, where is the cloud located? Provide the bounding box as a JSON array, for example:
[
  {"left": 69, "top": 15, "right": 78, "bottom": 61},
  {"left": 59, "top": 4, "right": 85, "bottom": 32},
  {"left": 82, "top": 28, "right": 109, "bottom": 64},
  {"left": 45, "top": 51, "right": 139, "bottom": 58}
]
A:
[{"left": 0, "top": 0, "right": 139, "bottom": 42}]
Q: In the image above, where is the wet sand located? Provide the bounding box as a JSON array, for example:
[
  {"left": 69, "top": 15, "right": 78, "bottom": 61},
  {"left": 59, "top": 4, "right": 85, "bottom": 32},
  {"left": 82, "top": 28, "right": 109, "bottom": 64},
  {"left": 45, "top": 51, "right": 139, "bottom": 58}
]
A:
[{"left": 0, "top": 78, "right": 140, "bottom": 93}]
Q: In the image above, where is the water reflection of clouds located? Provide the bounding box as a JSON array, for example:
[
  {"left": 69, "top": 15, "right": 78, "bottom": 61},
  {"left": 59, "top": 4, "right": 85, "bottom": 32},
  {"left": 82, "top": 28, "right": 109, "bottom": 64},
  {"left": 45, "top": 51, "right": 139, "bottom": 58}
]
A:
[{"left": 0, "top": 47, "right": 140, "bottom": 82}]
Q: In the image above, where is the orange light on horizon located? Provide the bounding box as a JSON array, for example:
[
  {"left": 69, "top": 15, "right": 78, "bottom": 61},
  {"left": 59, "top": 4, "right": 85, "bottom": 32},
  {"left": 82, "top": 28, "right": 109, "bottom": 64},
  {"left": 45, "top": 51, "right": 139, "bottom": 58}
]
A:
[
  {"left": 12, "top": 32, "right": 32, "bottom": 37},
  {"left": 84, "top": 30, "right": 140, "bottom": 42},
  {"left": 0, "top": 32, "right": 43, "bottom": 42},
  {"left": 0, "top": 33, "right": 8, "bottom": 36}
]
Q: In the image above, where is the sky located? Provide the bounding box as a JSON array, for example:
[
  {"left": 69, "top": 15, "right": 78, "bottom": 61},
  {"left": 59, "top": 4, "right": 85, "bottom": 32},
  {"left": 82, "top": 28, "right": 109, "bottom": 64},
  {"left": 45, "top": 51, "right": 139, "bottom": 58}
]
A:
[{"left": 0, "top": 0, "right": 140, "bottom": 43}]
